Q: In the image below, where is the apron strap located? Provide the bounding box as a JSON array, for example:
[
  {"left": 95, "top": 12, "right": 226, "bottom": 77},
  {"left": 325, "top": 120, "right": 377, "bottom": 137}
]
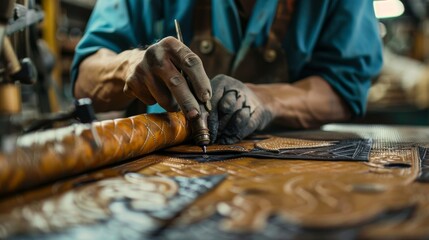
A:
[
  {"left": 273, "top": 0, "right": 295, "bottom": 42},
  {"left": 265, "top": 0, "right": 295, "bottom": 52},
  {"left": 193, "top": 0, "right": 212, "bottom": 39}
]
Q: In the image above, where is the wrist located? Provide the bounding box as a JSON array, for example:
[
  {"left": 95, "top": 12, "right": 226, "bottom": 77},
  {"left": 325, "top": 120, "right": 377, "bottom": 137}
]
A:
[
  {"left": 246, "top": 83, "right": 278, "bottom": 119},
  {"left": 75, "top": 48, "right": 141, "bottom": 111}
]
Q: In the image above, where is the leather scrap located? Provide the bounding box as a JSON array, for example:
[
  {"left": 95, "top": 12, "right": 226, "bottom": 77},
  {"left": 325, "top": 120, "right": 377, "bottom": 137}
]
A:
[{"left": 255, "top": 137, "right": 335, "bottom": 151}]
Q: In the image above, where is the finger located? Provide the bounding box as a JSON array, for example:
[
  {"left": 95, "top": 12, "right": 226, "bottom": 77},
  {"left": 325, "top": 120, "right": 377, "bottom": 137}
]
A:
[
  {"left": 207, "top": 100, "right": 219, "bottom": 144},
  {"left": 123, "top": 75, "right": 157, "bottom": 105},
  {"left": 155, "top": 64, "right": 200, "bottom": 118},
  {"left": 236, "top": 107, "right": 267, "bottom": 141},
  {"left": 218, "top": 107, "right": 251, "bottom": 144},
  {"left": 208, "top": 76, "right": 227, "bottom": 143},
  {"left": 217, "top": 90, "right": 245, "bottom": 133},
  {"left": 218, "top": 90, "right": 240, "bottom": 114},
  {"left": 145, "top": 42, "right": 198, "bottom": 116},
  {"left": 161, "top": 37, "right": 212, "bottom": 103}
]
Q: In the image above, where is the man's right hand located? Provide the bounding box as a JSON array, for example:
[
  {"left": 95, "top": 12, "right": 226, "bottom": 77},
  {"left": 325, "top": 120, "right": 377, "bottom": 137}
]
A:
[{"left": 123, "top": 37, "right": 212, "bottom": 119}]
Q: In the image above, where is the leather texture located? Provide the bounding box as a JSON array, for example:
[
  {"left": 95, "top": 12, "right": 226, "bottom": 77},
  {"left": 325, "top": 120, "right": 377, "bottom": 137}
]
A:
[
  {"left": 0, "top": 112, "right": 190, "bottom": 196},
  {"left": 1, "top": 125, "right": 429, "bottom": 239},
  {"left": 0, "top": 173, "right": 225, "bottom": 238}
]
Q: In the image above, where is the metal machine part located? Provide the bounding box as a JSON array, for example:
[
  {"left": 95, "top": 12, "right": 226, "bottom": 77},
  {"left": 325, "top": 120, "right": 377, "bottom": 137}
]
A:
[
  {"left": 0, "top": 0, "right": 44, "bottom": 150},
  {"left": 0, "top": 0, "right": 14, "bottom": 55}
]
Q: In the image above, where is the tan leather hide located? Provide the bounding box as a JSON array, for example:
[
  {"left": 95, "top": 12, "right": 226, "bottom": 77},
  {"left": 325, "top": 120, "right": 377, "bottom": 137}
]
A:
[{"left": 0, "top": 112, "right": 190, "bottom": 195}]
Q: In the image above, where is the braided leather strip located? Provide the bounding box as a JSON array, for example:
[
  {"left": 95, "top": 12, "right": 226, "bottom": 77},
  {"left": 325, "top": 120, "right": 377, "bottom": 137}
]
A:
[{"left": 0, "top": 112, "right": 190, "bottom": 195}]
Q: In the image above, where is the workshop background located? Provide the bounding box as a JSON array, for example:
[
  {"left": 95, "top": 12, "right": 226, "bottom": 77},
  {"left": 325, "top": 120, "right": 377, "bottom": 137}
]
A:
[{"left": 7, "top": 0, "right": 429, "bottom": 128}]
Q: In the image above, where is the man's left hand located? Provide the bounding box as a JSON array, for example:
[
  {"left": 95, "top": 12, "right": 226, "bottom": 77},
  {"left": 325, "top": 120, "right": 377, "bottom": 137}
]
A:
[{"left": 208, "top": 74, "right": 273, "bottom": 144}]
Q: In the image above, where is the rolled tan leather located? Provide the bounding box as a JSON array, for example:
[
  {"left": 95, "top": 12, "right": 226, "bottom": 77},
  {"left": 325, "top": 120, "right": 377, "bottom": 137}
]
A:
[{"left": 0, "top": 112, "right": 190, "bottom": 196}]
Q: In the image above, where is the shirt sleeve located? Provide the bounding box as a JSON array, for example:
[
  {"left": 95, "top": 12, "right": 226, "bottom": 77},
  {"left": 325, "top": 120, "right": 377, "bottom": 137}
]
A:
[
  {"left": 297, "top": 0, "right": 383, "bottom": 117},
  {"left": 70, "top": 0, "right": 161, "bottom": 92}
]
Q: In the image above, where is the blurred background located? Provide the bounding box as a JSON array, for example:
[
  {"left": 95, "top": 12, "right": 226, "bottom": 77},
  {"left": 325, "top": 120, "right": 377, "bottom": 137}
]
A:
[{"left": 2, "top": 0, "right": 429, "bottom": 138}]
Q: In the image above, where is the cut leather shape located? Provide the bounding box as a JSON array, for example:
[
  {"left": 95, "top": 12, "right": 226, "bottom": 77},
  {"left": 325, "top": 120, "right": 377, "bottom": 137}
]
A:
[
  {"left": 255, "top": 137, "right": 335, "bottom": 151},
  {"left": 0, "top": 112, "right": 191, "bottom": 196},
  {"left": 0, "top": 173, "right": 225, "bottom": 239},
  {"left": 164, "top": 138, "right": 372, "bottom": 162}
]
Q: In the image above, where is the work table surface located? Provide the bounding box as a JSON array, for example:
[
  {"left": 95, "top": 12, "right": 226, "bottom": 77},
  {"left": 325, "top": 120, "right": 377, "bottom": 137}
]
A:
[{"left": 1, "top": 124, "right": 429, "bottom": 239}]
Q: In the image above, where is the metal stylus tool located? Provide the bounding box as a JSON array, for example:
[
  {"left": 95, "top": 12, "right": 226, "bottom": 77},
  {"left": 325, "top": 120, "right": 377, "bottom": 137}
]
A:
[{"left": 174, "top": 19, "right": 210, "bottom": 153}]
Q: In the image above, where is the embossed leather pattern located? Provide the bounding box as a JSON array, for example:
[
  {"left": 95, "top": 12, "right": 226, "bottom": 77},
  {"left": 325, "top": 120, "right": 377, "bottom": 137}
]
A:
[
  {"left": 1, "top": 124, "right": 429, "bottom": 239},
  {"left": 0, "top": 112, "right": 190, "bottom": 195},
  {"left": 0, "top": 173, "right": 225, "bottom": 238}
]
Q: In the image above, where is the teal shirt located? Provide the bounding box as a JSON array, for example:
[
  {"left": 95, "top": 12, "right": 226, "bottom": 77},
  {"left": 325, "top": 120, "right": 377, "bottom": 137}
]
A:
[{"left": 71, "top": 0, "right": 383, "bottom": 116}]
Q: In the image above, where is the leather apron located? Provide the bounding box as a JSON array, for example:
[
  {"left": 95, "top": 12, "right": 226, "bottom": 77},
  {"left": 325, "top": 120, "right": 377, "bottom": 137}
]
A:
[{"left": 189, "top": 0, "right": 295, "bottom": 84}]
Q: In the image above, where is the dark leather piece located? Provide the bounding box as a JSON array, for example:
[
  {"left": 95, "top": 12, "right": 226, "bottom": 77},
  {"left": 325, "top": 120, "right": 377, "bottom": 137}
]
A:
[{"left": 164, "top": 138, "right": 372, "bottom": 162}]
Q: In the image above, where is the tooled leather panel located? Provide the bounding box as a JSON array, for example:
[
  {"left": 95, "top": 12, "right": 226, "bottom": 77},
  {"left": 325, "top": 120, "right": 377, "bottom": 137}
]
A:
[
  {"left": 0, "top": 112, "right": 190, "bottom": 196},
  {"left": 143, "top": 149, "right": 426, "bottom": 239},
  {"left": 0, "top": 172, "right": 225, "bottom": 238}
]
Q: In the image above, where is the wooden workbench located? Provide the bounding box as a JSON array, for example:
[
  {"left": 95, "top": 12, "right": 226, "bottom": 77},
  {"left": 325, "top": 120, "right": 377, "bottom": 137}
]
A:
[{"left": 1, "top": 123, "right": 429, "bottom": 239}]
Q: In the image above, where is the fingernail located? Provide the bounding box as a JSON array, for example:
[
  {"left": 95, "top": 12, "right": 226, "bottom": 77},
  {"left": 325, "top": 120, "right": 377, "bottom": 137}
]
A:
[
  {"left": 187, "top": 108, "right": 200, "bottom": 119},
  {"left": 201, "top": 91, "right": 210, "bottom": 102}
]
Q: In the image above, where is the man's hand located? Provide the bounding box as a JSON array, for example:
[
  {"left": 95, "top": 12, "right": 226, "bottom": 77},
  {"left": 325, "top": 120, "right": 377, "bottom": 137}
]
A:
[
  {"left": 123, "top": 37, "right": 211, "bottom": 119},
  {"left": 209, "top": 75, "right": 273, "bottom": 144}
]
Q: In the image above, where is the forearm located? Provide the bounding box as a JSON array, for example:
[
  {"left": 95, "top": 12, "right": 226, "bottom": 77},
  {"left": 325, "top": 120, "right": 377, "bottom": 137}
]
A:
[
  {"left": 74, "top": 48, "right": 142, "bottom": 112},
  {"left": 247, "top": 76, "right": 352, "bottom": 129}
]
